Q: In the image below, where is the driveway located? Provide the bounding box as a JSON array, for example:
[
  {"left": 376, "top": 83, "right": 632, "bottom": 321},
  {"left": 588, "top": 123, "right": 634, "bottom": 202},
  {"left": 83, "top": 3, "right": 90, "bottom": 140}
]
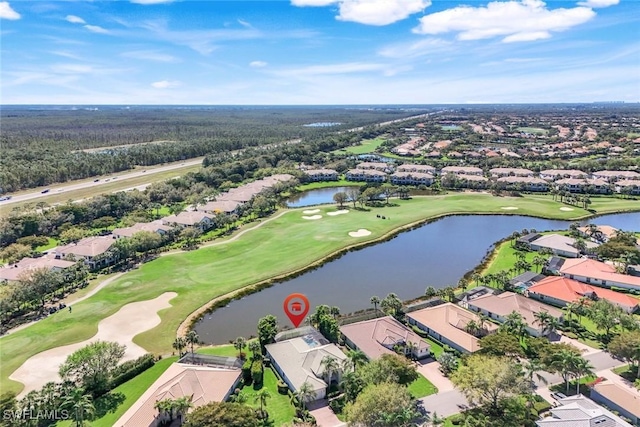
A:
[
  {"left": 416, "top": 359, "right": 455, "bottom": 393},
  {"left": 308, "top": 399, "right": 346, "bottom": 427},
  {"left": 419, "top": 389, "right": 469, "bottom": 418}
]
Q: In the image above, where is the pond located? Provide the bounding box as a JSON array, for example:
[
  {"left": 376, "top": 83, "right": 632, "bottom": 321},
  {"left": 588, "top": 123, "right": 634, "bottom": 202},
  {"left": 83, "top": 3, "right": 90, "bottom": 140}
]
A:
[
  {"left": 194, "top": 212, "right": 639, "bottom": 344},
  {"left": 287, "top": 187, "right": 354, "bottom": 208}
]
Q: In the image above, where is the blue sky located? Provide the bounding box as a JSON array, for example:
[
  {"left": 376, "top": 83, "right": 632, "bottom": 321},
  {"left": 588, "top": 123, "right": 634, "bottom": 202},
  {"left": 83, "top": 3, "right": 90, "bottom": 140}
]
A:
[{"left": 1, "top": 0, "right": 638, "bottom": 104}]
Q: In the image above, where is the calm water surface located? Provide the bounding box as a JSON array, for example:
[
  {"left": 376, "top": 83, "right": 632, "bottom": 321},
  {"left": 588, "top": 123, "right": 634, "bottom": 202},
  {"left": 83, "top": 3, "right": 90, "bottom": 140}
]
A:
[
  {"left": 195, "top": 211, "right": 639, "bottom": 344},
  {"left": 287, "top": 186, "right": 353, "bottom": 208}
]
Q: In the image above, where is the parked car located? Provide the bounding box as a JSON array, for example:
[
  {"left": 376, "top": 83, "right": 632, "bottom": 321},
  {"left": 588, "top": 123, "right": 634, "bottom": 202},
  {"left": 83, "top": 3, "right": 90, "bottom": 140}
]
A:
[
  {"left": 41, "top": 189, "right": 50, "bottom": 194},
  {"left": 551, "top": 392, "right": 567, "bottom": 400}
]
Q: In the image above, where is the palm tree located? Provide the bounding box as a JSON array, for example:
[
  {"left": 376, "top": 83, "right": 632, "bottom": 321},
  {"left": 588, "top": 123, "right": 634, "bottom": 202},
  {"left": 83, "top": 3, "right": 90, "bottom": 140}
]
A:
[
  {"left": 501, "top": 311, "right": 528, "bottom": 339},
  {"left": 254, "top": 389, "right": 271, "bottom": 419},
  {"left": 295, "top": 381, "right": 317, "bottom": 411},
  {"left": 186, "top": 330, "right": 199, "bottom": 355},
  {"left": 534, "top": 311, "right": 554, "bottom": 336},
  {"left": 320, "top": 355, "right": 341, "bottom": 385},
  {"left": 61, "top": 388, "right": 95, "bottom": 427},
  {"left": 522, "top": 359, "right": 548, "bottom": 389},
  {"left": 330, "top": 306, "right": 340, "bottom": 320},
  {"left": 174, "top": 396, "right": 193, "bottom": 425},
  {"left": 573, "top": 358, "right": 595, "bottom": 395},
  {"left": 430, "top": 411, "right": 445, "bottom": 426},
  {"left": 478, "top": 313, "right": 490, "bottom": 335},
  {"left": 548, "top": 349, "right": 583, "bottom": 394},
  {"left": 233, "top": 337, "right": 247, "bottom": 358},
  {"left": 370, "top": 295, "right": 380, "bottom": 313},
  {"left": 532, "top": 255, "right": 547, "bottom": 273},
  {"left": 344, "top": 349, "right": 368, "bottom": 372},
  {"left": 172, "top": 337, "right": 187, "bottom": 357},
  {"left": 248, "top": 340, "right": 261, "bottom": 360},
  {"left": 465, "top": 319, "right": 480, "bottom": 337}
]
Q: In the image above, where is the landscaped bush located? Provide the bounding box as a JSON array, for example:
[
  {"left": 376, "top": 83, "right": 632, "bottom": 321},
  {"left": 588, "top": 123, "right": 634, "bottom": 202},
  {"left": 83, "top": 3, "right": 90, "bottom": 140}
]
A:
[
  {"left": 449, "top": 413, "right": 465, "bottom": 425},
  {"left": 411, "top": 325, "right": 428, "bottom": 337},
  {"left": 109, "top": 353, "right": 155, "bottom": 389},
  {"left": 242, "top": 360, "right": 252, "bottom": 383},
  {"left": 251, "top": 360, "right": 264, "bottom": 386},
  {"left": 277, "top": 380, "right": 289, "bottom": 394},
  {"left": 534, "top": 400, "right": 552, "bottom": 414}
]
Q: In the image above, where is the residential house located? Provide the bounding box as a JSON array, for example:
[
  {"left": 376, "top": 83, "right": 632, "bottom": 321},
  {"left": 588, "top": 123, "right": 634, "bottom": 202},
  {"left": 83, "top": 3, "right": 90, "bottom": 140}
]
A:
[
  {"left": 54, "top": 236, "right": 115, "bottom": 270},
  {"left": 356, "top": 162, "right": 392, "bottom": 172},
  {"left": 457, "top": 286, "right": 498, "bottom": 308},
  {"left": 590, "top": 383, "right": 640, "bottom": 426},
  {"left": 396, "top": 164, "right": 436, "bottom": 174},
  {"left": 265, "top": 328, "right": 347, "bottom": 401},
  {"left": 592, "top": 170, "right": 640, "bottom": 182},
  {"left": 114, "top": 363, "right": 242, "bottom": 427},
  {"left": 304, "top": 168, "right": 339, "bottom": 182},
  {"left": 0, "top": 255, "right": 76, "bottom": 283},
  {"left": 489, "top": 167, "right": 535, "bottom": 178},
  {"left": 526, "top": 276, "right": 639, "bottom": 313},
  {"left": 452, "top": 174, "right": 489, "bottom": 188},
  {"left": 556, "top": 178, "right": 610, "bottom": 193},
  {"left": 345, "top": 169, "right": 387, "bottom": 183},
  {"left": 162, "top": 211, "right": 215, "bottom": 232},
  {"left": 539, "top": 169, "right": 588, "bottom": 181},
  {"left": 199, "top": 200, "right": 242, "bottom": 215},
  {"left": 112, "top": 220, "right": 173, "bottom": 239},
  {"left": 441, "top": 166, "right": 483, "bottom": 176},
  {"left": 389, "top": 171, "right": 434, "bottom": 186},
  {"left": 577, "top": 225, "right": 620, "bottom": 243},
  {"left": 615, "top": 180, "right": 640, "bottom": 195},
  {"left": 340, "top": 316, "right": 431, "bottom": 361},
  {"left": 496, "top": 176, "right": 549, "bottom": 192},
  {"left": 537, "top": 394, "right": 633, "bottom": 427},
  {"left": 528, "top": 234, "right": 598, "bottom": 258},
  {"left": 406, "top": 303, "right": 498, "bottom": 353},
  {"left": 465, "top": 291, "right": 563, "bottom": 337},
  {"left": 508, "top": 271, "right": 546, "bottom": 290},
  {"left": 559, "top": 258, "right": 640, "bottom": 291}
]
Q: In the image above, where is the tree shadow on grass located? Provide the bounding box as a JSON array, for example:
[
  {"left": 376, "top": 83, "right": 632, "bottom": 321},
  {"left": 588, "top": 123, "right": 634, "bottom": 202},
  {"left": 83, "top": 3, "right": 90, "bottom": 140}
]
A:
[{"left": 93, "top": 392, "right": 126, "bottom": 418}]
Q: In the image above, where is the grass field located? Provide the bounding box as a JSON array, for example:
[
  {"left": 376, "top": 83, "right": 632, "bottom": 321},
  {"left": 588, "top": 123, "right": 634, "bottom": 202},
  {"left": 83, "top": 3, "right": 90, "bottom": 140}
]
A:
[
  {"left": 2, "top": 193, "right": 639, "bottom": 395},
  {"left": 242, "top": 367, "right": 297, "bottom": 425},
  {"left": 296, "top": 177, "right": 360, "bottom": 191},
  {"left": 517, "top": 127, "right": 548, "bottom": 135},
  {"left": 333, "top": 137, "right": 386, "bottom": 155},
  {"left": 408, "top": 374, "right": 438, "bottom": 398}
]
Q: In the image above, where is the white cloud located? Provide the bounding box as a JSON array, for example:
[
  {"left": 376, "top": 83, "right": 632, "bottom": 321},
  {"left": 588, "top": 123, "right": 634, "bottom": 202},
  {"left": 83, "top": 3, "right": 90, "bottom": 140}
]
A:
[
  {"left": 65, "top": 15, "right": 86, "bottom": 24},
  {"left": 151, "top": 80, "right": 181, "bottom": 89},
  {"left": 51, "top": 63, "right": 94, "bottom": 74},
  {"left": 378, "top": 38, "right": 452, "bottom": 59},
  {"left": 238, "top": 19, "right": 253, "bottom": 28},
  {"left": 413, "top": 0, "right": 595, "bottom": 43},
  {"left": 292, "top": 0, "right": 431, "bottom": 26},
  {"left": 84, "top": 25, "right": 110, "bottom": 34},
  {"left": 121, "top": 50, "right": 179, "bottom": 62},
  {"left": 577, "top": 0, "right": 619, "bottom": 7},
  {"left": 249, "top": 60, "right": 268, "bottom": 68},
  {"left": 0, "top": 1, "right": 20, "bottom": 20},
  {"left": 131, "top": 0, "right": 174, "bottom": 4},
  {"left": 276, "top": 62, "right": 388, "bottom": 77}
]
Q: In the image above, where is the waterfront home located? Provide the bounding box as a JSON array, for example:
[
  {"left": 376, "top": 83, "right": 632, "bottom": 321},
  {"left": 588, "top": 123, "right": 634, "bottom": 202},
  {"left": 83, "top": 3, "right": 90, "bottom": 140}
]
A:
[
  {"left": 592, "top": 170, "right": 640, "bottom": 182},
  {"left": 555, "top": 178, "right": 610, "bottom": 193},
  {"left": 465, "top": 291, "right": 563, "bottom": 337},
  {"left": 528, "top": 234, "right": 598, "bottom": 258},
  {"left": 509, "top": 271, "right": 546, "bottom": 290},
  {"left": 452, "top": 174, "right": 489, "bottom": 188},
  {"left": 489, "top": 167, "right": 535, "bottom": 178},
  {"left": 54, "top": 236, "right": 115, "bottom": 269},
  {"left": 537, "top": 394, "right": 633, "bottom": 427},
  {"left": 441, "top": 166, "right": 483, "bottom": 176},
  {"left": 496, "top": 176, "right": 549, "bottom": 192},
  {"left": 217, "top": 187, "right": 260, "bottom": 203},
  {"left": 577, "top": 224, "right": 620, "bottom": 243},
  {"left": 615, "top": 179, "right": 640, "bottom": 195},
  {"left": 590, "top": 383, "right": 640, "bottom": 426},
  {"left": 396, "top": 164, "right": 436, "bottom": 174},
  {"left": 112, "top": 220, "right": 173, "bottom": 239},
  {"left": 0, "top": 255, "right": 76, "bottom": 283},
  {"left": 526, "top": 276, "right": 639, "bottom": 313},
  {"left": 539, "top": 169, "right": 588, "bottom": 181},
  {"left": 406, "top": 303, "right": 498, "bottom": 353},
  {"left": 340, "top": 316, "right": 430, "bottom": 361},
  {"left": 162, "top": 211, "right": 215, "bottom": 232},
  {"left": 303, "top": 168, "right": 339, "bottom": 182},
  {"left": 199, "top": 199, "right": 242, "bottom": 215},
  {"left": 345, "top": 169, "right": 387, "bottom": 183},
  {"left": 356, "top": 162, "right": 392, "bottom": 172},
  {"left": 559, "top": 258, "right": 640, "bottom": 291},
  {"left": 114, "top": 362, "right": 242, "bottom": 427},
  {"left": 389, "top": 171, "right": 434, "bottom": 186},
  {"left": 457, "top": 286, "right": 499, "bottom": 308},
  {"left": 265, "top": 328, "right": 347, "bottom": 401}
]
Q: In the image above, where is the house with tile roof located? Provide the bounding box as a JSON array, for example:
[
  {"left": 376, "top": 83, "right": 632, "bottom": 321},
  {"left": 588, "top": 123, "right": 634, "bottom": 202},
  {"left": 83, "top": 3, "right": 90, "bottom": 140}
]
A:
[
  {"left": 161, "top": 211, "right": 215, "bottom": 232},
  {"left": 590, "top": 383, "right": 640, "bottom": 426},
  {"left": 53, "top": 236, "right": 115, "bottom": 269},
  {"left": 406, "top": 303, "right": 498, "bottom": 353},
  {"left": 559, "top": 258, "right": 640, "bottom": 291},
  {"left": 489, "top": 167, "right": 535, "bottom": 178},
  {"left": 441, "top": 166, "right": 483, "bottom": 176},
  {"left": 465, "top": 291, "right": 563, "bottom": 337},
  {"left": 536, "top": 394, "right": 633, "bottom": 427},
  {"left": 0, "top": 255, "right": 76, "bottom": 283},
  {"left": 265, "top": 328, "right": 347, "bottom": 401},
  {"left": 539, "top": 169, "right": 588, "bottom": 181},
  {"left": 112, "top": 220, "right": 173, "bottom": 239},
  {"left": 114, "top": 363, "right": 242, "bottom": 427},
  {"left": 592, "top": 170, "right": 640, "bottom": 182},
  {"left": 555, "top": 178, "right": 611, "bottom": 193},
  {"left": 526, "top": 276, "right": 639, "bottom": 314},
  {"left": 345, "top": 169, "right": 387, "bottom": 183},
  {"left": 199, "top": 199, "right": 242, "bottom": 215},
  {"left": 303, "top": 168, "right": 339, "bottom": 182},
  {"left": 340, "top": 316, "right": 430, "bottom": 361},
  {"left": 496, "top": 176, "right": 549, "bottom": 192},
  {"left": 529, "top": 234, "right": 599, "bottom": 258},
  {"left": 390, "top": 171, "right": 434, "bottom": 186}
]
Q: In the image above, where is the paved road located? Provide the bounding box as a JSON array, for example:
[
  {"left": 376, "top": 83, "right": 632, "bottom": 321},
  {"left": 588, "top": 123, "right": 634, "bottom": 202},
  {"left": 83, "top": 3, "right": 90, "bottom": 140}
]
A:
[{"left": 419, "top": 389, "right": 470, "bottom": 419}]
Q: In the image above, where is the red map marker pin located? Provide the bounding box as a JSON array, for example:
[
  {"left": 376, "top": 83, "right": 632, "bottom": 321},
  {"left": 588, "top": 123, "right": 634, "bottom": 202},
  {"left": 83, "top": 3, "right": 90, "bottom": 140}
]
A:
[{"left": 283, "top": 293, "right": 310, "bottom": 328}]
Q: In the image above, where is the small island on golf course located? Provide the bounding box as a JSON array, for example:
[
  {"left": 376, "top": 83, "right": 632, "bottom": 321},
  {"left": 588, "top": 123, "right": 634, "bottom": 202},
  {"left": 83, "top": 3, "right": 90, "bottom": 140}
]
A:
[{"left": 1, "top": 192, "right": 639, "bottom": 396}]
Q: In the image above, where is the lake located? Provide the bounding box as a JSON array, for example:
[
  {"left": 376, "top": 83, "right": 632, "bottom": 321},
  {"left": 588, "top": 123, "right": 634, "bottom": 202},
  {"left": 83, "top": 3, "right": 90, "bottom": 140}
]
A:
[
  {"left": 287, "top": 186, "right": 354, "bottom": 208},
  {"left": 194, "top": 212, "right": 639, "bottom": 344}
]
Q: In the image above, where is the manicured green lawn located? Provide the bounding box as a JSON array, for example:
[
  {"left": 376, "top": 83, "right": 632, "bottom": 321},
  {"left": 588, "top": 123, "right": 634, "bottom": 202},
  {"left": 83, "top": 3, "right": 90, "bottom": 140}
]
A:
[
  {"left": 2, "top": 193, "right": 638, "bottom": 395},
  {"left": 35, "top": 237, "right": 59, "bottom": 252},
  {"left": 241, "top": 367, "right": 296, "bottom": 426},
  {"left": 297, "top": 177, "right": 361, "bottom": 191},
  {"left": 482, "top": 240, "right": 541, "bottom": 276},
  {"left": 408, "top": 374, "right": 438, "bottom": 398},
  {"left": 197, "top": 343, "right": 242, "bottom": 358},
  {"left": 424, "top": 337, "right": 445, "bottom": 358},
  {"left": 517, "top": 127, "right": 548, "bottom": 135},
  {"left": 333, "top": 137, "right": 386, "bottom": 154}
]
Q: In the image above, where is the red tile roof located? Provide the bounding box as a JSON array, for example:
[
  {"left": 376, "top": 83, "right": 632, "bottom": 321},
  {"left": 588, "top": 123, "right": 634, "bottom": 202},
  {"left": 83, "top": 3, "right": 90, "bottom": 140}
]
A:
[
  {"left": 560, "top": 259, "right": 640, "bottom": 289},
  {"left": 528, "top": 276, "right": 639, "bottom": 309}
]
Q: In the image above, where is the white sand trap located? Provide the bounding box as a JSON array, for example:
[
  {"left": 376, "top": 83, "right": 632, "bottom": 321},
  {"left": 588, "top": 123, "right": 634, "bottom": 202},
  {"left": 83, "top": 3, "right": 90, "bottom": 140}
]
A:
[
  {"left": 11, "top": 292, "right": 177, "bottom": 398},
  {"left": 302, "top": 209, "right": 320, "bottom": 214},
  {"left": 560, "top": 207, "right": 574, "bottom": 211},
  {"left": 501, "top": 206, "right": 519, "bottom": 210},
  {"left": 302, "top": 215, "right": 322, "bottom": 220},
  {"left": 349, "top": 229, "right": 372, "bottom": 237},
  {"left": 327, "top": 210, "right": 349, "bottom": 216}
]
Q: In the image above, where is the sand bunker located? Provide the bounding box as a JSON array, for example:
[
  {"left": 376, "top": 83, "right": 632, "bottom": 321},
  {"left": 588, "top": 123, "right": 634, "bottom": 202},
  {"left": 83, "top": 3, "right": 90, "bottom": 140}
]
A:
[
  {"left": 302, "top": 215, "right": 322, "bottom": 220},
  {"left": 327, "top": 210, "right": 349, "bottom": 216},
  {"left": 349, "top": 229, "right": 372, "bottom": 237},
  {"left": 302, "top": 209, "right": 320, "bottom": 214},
  {"left": 501, "top": 207, "right": 519, "bottom": 210},
  {"left": 11, "top": 292, "right": 177, "bottom": 398},
  {"left": 560, "top": 207, "right": 574, "bottom": 211}
]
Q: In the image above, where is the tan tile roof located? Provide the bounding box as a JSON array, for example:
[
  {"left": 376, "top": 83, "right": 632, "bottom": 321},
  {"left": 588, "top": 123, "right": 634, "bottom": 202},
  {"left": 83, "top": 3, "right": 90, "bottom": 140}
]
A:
[
  {"left": 163, "top": 211, "right": 214, "bottom": 226},
  {"left": 468, "top": 291, "right": 563, "bottom": 330},
  {"left": 592, "top": 383, "right": 640, "bottom": 419},
  {"left": 112, "top": 220, "right": 173, "bottom": 238},
  {"left": 56, "top": 236, "right": 114, "bottom": 258},
  {"left": 200, "top": 200, "right": 242, "bottom": 214},
  {"left": 406, "top": 303, "right": 498, "bottom": 353},
  {"left": 340, "top": 316, "right": 430, "bottom": 360},
  {"left": 560, "top": 259, "right": 640, "bottom": 288},
  {"left": 441, "top": 166, "right": 483, "bottom": 175},
  {"left": 114, "top": 363, "right": 241, "bottom": 427}
]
